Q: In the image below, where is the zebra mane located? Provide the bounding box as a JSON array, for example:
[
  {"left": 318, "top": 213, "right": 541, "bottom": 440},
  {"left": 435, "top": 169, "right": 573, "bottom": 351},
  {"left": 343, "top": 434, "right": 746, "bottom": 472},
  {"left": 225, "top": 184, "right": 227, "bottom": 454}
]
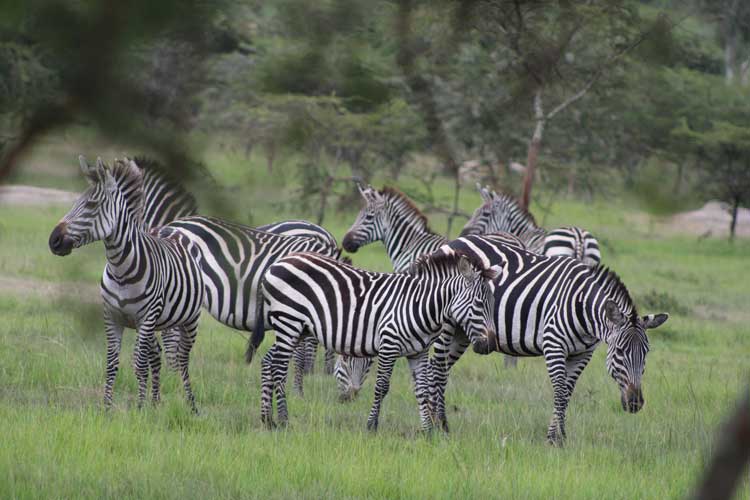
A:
[
  {"left": 589, "top": 265, "right": 637, "bottom": 319},
  {"left": 407, "top": 250, "right": 493, "bottom": 279},
  {"left": 380, "top": 187, "right": 437, "bottom": 235},
  {"left": 488, "top": 190, "right": 539, "bottom": 229},
  {"left": 134, "top": 156, "right": 199, "bottom": 230},
  {"left": 108, "top": 159, "right": 146, "bottom": 225}
]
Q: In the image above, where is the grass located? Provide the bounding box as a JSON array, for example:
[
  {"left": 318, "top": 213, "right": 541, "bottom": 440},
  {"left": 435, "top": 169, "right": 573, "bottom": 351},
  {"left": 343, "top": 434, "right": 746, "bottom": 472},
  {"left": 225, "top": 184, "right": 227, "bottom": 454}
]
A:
[{"left": 1, "top": 134, "right": 749, "bottom": 499}]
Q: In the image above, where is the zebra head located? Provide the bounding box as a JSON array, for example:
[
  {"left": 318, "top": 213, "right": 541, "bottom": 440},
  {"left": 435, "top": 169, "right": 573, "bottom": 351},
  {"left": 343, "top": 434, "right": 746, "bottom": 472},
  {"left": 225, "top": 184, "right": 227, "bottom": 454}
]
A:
[
  {"left": 342, "top": 183, "right": 386, "bottom": 253},
  {"left": 450, "top": 255, "right": 500, "bottom": 355},
  {"left": 603, "top": 300, "right": 669, "bottom": 413},
  {"left": 49, "top": 156, "right": 143, "bottom": 256},
  {"left": 335, "top": 355, "right": 373, "bottom": 402},
  {"left": 460, "top": 184, "right": 508, "bottom": 237}
]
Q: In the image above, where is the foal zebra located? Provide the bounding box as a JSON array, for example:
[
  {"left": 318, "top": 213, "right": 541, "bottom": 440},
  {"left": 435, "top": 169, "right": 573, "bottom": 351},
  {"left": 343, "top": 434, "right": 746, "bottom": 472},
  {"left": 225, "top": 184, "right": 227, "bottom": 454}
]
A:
[
  {"left": 249, "top": 252, "right": 499, "bottom": 431},
  {"left": 461, "top": 185, "right": 601, "bottom": 267},
  {"left": 429, "top": 235, "right": 669, "bottom": 444},
  {"left": 49, "top": 157, "right": 205, "bottom": 411}
]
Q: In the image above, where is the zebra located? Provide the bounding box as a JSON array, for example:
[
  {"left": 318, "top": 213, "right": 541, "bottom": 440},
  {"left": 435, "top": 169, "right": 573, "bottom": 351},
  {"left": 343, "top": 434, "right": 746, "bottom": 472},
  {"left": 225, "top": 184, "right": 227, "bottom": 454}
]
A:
[
  {"left": 247, "top": 251, "right": 499, "bottom": 431},
  {"left": 48, "top": 157, "right": 205, "bottom": 412},
  {"left": 334, "top": 355, "right": 373, "bottom": 402},
  {"left": 341, "top": 184, "right": 448, "bottom": 273},
  {"left": 340, "top": 184, "right": 526, "bottom": 388},
  {"left": 460, "top": 184, "right": 601, "bottom": 267},
  {"left": 134, "top": 160, "right": 340, "bottom": 384},
  {"left": 160, "top": 215, "right": 345, "bottom": 395},
  {"left": 428, "top": 234, "right": 669, "bottom": 444}
]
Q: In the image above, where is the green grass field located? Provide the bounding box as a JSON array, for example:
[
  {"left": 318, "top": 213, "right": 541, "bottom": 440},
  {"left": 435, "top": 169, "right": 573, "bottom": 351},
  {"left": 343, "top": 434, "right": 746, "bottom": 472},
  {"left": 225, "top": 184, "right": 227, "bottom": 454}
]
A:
[{"left": 1, "top": 136, "right": 749, "bottom": 499}]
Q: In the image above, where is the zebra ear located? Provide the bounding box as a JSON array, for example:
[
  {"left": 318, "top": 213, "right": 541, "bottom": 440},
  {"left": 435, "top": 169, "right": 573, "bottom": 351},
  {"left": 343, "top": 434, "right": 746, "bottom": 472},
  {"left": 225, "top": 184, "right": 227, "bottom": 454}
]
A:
[
  {"left": 458, "top": 255, "right": 478, "bottom": 282},
  {"left": 643, "top": 313, "right": 669, "bottom": 329},
  {"left": 604, "top": 300, "right": 626, "bottom": 326},
  {"left": 479, "top": 184, "right": 493, "bottom": 202},
  {"left": 79, "top": 155, "right": 97, "bottom": 185}
]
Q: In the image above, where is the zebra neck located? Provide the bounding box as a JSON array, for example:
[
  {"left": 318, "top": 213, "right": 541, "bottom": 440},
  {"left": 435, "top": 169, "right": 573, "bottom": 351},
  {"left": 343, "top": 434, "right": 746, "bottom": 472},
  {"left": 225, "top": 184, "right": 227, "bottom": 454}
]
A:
[
  {"left": 521, "top": 228, "right": 547, "bottom": 253},
  {"left": 102, "top": 212, "right": 148, "bottom": 281},
  {"left": 574, "top": 287, "right": 612, "bottom": 344},
  {"left": 382, "top": 206, "right": 437, "bottom": 269}
]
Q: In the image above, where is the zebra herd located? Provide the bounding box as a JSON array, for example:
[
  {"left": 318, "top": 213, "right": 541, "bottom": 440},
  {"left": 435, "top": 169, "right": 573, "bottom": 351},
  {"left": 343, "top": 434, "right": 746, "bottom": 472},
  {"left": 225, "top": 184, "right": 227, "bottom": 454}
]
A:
[{"left": 48, "top": 156, "right": 669, "bottom": 446}]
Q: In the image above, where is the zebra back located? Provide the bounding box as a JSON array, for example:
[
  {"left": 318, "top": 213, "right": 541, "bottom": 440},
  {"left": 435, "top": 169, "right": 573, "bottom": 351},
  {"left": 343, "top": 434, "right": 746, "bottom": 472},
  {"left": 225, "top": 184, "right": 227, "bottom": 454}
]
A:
[{"left": 256, "top": 219, "right": 338, "bottom": 248}]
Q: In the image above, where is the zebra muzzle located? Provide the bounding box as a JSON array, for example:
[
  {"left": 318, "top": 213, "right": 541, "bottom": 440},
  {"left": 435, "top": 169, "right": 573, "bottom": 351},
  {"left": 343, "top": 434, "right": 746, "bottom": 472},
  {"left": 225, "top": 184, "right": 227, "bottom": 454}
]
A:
[
  {"left": 49, "top": 223, "right": 74, "bottom": 256},
  {"left": 341, "top": 233, "right": 360, "bottom": 253},
  {"left": 472, "top": 330, "right": 497, "bottom": 355},
  {"left": 621, "top": 384, "right": 644, "bottom": 413}
]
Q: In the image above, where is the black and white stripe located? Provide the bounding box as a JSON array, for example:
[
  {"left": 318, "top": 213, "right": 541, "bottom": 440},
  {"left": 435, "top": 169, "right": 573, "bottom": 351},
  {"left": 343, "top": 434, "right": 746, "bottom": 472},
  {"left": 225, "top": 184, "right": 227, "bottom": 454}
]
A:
[
  {"left": 136, "top": 160, "right": 335, "bottom": 381},
  {"left": 161, "top": 216, "right": 344, "bottom": 394},
  {"left": 429, "top": 235, "right": 669, "bottom": 444},
  {"left": 460, "top": 185, "right": 601, "bottom": 267},
  {"left": 49, "top": 157, "right": 205, "bottom": 411},
  {"left": 342, "top": 184, "right": 447, "bottom": 272},
  {"left": 249, "top": 251, "right": 499, "bottom": 431}
]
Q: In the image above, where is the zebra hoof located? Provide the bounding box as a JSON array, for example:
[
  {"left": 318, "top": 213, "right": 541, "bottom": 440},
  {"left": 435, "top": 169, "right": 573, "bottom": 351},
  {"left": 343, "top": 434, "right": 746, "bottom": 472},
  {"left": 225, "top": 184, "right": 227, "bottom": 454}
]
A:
[
  {"left": 262, "top": 418, "right": 276, "bottom": 430},
  {"left": 546, "top": 434, "right": 565, "bottom": 447},
  {"left": 366, "top": 420, "right": 378, "bottom": 433}
]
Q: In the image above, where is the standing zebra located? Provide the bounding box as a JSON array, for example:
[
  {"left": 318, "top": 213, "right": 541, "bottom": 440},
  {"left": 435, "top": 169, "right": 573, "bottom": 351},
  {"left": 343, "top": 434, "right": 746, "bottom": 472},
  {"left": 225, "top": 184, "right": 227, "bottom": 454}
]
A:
[
  {"left": 460, "top": 185, "right": 601, "bottom": 267},
  {"left": 429, "top": 235, "right": 669, "bottom": 444},
  {"left": 48, "top": 157, "right": 205, "bottom": 412},
  {"left": 161, "top": 216, "right": 344, "bottom": 395},
  {"left": 248, "top": 251, "right": 498, "bottom": 431},
  {"left": 340, "top": 184, "right": 525, "bottom": 390},
  {"left": 135, "top": 160, "right": 340, "bottom": 384}
]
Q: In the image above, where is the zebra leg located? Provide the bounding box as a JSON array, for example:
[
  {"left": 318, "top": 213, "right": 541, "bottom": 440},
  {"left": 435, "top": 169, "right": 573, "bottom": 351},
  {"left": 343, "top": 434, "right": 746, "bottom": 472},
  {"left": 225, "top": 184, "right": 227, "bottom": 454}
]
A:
[
  {"left": 543, "top": 339, "right": 571, "bottom": 446},
  {"left": 161, "top": 328, "right": 180, "bottom": 371},
  {"left": 324, "top": 349, "right": 336, "bottom": 375},
  {"left": 407, "top": 351, "right": 434, "bottom": 432},
  {"left": 565, "top": 350, "right": 594, "bottom": 396},
  {"left": 260, "top": 347, "right": 276, "bottom": 428},
  {"left": 134, "top": 322, "right": 157, "bottom": 410},
  {"left": 272, "top": 342, "right": 295, "bottom": 426},
  {"left": 366, "top": 346, "right": 398, "bottom": 432},
  {"left": 303, "top": 336, "right": 317, "bottom": 374},
  {"left": 430, "top": 327, "right": 469, "bottom": 433},
  {"left": 504, "top": 354, "right": 518, "bottom": 368},
  {"left": 292, "top": 335, "right": 309, "bottom": 397},
  {"left": 149, "top": 336, "right": 163, "bottom": 404},
  {"left": 176, "top": 322, "right": 199, "bottom": 414},
  {"left": 103, "top": 312, "right": 124, "bottom": 409}
]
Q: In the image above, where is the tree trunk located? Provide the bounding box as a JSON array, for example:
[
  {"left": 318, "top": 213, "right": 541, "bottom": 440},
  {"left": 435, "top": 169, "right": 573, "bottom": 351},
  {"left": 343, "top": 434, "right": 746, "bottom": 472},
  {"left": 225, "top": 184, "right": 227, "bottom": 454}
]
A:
[
  {"left": 445, "top": 168, "right": 461, "bottom": 238},
  {"left": 521, "top": 90, "right": 544, "bottom": 211},
  {"left": 729, "top": 196, "right": 739, "bottom": 243},
  {"left": 673, "top": 162, "right": 684, "bottom": 195}
]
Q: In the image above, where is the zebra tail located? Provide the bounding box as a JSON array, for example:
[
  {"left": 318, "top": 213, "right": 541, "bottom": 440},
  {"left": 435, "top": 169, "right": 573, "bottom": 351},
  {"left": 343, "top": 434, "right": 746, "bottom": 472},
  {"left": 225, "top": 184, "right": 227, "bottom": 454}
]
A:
[{"left": 246, "top": 289, "right": 266, "bottom": 364}]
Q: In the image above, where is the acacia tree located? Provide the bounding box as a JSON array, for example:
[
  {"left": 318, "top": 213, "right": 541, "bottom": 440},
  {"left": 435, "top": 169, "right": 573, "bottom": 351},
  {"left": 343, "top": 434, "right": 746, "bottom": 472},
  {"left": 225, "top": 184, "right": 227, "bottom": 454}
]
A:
[{"left": 454, "top": 0, "right": 646, "bottom": 209}]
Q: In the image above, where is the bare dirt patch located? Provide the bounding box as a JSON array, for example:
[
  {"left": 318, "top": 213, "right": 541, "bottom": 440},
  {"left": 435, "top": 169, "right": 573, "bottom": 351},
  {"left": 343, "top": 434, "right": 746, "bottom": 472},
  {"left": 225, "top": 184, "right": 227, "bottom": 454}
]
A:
[
  {"left": 666, "top": 201, "right": 750, "bottom": 238},
  {"left": 0, "top": 185, "right": 79, "bottom": 207}
]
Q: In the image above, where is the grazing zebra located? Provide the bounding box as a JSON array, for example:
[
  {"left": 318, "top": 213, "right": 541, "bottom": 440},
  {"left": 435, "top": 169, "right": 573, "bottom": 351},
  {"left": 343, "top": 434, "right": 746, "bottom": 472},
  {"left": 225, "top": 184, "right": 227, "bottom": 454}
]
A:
[
  {"left": 248, "top": 251, "right": 499, "bottom": 431},
  {"left": 334, "top": 355, "right": 373, "bottom": 402},
  {"left": 429, "top": 235, "right": 669, "bottom": 444},
  {"left": 161, "top": 215, "right": 344, "bottom": 394},
  {"left": 460, "top": 185, "right": 601, "bottom": 267},
  {"left": 48, "top": 157, "right": 205, "bottom": 412}
]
